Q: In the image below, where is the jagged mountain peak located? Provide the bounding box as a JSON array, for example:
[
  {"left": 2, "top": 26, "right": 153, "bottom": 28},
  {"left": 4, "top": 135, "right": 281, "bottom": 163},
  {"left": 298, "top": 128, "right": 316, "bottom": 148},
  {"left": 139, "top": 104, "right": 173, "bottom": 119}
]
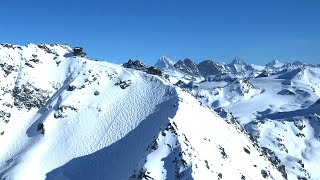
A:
[
  {"left": 199, "top": 59, "right": 224, "bottom": 65},
  {"left": 154, "top": 56, "right": 175, "bottom": 69},
  {"left": 197, "top": 60, "right": 229, "bottom": 77},
  {"left": 228, "top": 57, "right": 254, "bottom": 74},
  {"left": 173, "top": 58, "right": 200, "bottom": 77},
  {"left": 266, "top": 58, "right": 284, "bottom": 68},
  {"left": 176, "top": 58, "right": 196, "bottom": 66},
  {"left": 230, "top": 57, "right": 246, "bottom": 65},
  {"left": 291, "top": 60, "right": 304, "bottom": 66}
]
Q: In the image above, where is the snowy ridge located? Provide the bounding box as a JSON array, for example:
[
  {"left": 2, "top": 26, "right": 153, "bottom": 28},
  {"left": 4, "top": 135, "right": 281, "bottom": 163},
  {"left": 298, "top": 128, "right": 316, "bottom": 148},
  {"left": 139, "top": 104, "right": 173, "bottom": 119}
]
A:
[
  {"left": 0, "top": 44, "right": 288, "bottom": 180},
  {"left": 131, "top": 90, "right": 285, "bottom": 180}
]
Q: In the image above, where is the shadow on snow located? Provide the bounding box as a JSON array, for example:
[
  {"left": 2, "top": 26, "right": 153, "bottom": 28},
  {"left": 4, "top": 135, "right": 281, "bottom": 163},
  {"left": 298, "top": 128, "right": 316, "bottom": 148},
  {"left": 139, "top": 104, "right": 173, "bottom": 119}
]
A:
[{"left": 46, "top": 92, "right": 179, "bottom": 180}]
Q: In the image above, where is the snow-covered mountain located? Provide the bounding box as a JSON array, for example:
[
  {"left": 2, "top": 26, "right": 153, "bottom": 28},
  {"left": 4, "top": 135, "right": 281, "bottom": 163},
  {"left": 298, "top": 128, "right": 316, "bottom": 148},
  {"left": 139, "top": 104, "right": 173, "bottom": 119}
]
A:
[
  {"left": 266, "top": 59, "right": 284, "bottom": 68},
  {"left": 0, "top": 44, "right": 289, "bottom": 180},
  {"left": 173, "top": 58, "right": 201, "bottom": 77},
  {"left": 197, "top": 60, "right": 230, "bottom": 77},
  {"left": 154, "top": 56, "right": 175, "bottom": 70},
  {"left": 228, "top": 57, "right": 255, "bottom": 75},
  {"left": 157, "top": 56, "right": 318, "bottom": 84},
  {"left": 173, "top": 64, "right": 320, "bottom": 179}
]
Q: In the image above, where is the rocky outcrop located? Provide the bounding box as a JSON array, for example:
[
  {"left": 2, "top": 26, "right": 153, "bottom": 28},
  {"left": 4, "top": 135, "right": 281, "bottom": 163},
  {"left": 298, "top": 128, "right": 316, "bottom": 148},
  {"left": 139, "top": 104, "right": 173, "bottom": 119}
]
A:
[
  {"left": 197, "top": 60, "right": 230, "bottom": 77},
  {"left": 12, "top": 83, "right": 50, "bottom": 110},
  {"left": 228, "top": 78, "right": 254, "bottom": 95},
  {"left": 174, "top": 58, "right": 200, "bottom": 77},
  {"left": 123, "top": 60, "right": 147, "bottom": 71}
]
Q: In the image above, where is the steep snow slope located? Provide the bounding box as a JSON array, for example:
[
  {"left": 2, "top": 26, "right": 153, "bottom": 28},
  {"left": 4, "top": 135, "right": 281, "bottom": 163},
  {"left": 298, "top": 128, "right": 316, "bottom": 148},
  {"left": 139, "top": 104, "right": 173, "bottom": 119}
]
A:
[
  {"left": 131, "top": 90, "right": 285, "bottom": 180},
  {"left": 0, "top": 44, "right": 179, "bottom": 180},
  {"left": 1, "top": 44, "right": 286, "bottom": 180}
]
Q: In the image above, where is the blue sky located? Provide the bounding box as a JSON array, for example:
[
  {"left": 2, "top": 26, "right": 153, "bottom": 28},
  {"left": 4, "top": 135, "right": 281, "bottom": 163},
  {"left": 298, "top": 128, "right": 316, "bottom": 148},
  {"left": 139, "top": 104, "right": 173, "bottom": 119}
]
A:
[{"left": 1, "top": 0, "right": 319, "bottom": 65}]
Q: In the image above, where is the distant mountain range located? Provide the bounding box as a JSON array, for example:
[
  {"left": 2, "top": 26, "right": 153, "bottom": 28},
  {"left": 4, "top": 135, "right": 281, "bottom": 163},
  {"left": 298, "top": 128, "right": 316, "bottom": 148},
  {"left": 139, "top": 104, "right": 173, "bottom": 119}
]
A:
[{"left": 154, "top": 56, "right": 315, "bottom": 79}]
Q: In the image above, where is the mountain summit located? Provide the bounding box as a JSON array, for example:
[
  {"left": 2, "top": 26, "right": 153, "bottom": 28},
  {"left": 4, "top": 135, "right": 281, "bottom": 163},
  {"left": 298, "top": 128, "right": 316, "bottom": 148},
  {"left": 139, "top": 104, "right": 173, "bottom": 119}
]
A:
[
  {"left": 229, "top": 57, "right": 254, "bottom": 74},
  {"left": 154, "top": 56, "right": 175, "bottom": 69},
  {"left": 173, "top": 58, "right": 201, "bottom": 77},
  {"left": 266, "top": 58, "right": 284, "bottom": 68},
  {"left": 230, "top": 57, "right": 246, "bottom": 65}
]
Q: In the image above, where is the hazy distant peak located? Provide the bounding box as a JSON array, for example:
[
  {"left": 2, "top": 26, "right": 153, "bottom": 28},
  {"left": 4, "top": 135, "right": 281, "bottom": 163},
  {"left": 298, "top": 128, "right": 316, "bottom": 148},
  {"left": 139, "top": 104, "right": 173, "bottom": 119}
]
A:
[
  {"left": 154, "top": 56, "right": 175, "bottom": 69},
  {"left": 230, "top": 57, "right": 246, "bottom": 65},
  {"left": 266, "top": 58, "right": 284, "bottom": 68}
]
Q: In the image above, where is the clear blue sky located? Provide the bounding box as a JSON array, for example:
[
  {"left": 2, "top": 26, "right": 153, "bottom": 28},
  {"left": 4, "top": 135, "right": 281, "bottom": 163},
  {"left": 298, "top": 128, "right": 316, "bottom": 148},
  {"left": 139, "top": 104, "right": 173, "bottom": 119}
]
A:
[{"left": 1, "top": 0, "right": 319, "bottom": 65}]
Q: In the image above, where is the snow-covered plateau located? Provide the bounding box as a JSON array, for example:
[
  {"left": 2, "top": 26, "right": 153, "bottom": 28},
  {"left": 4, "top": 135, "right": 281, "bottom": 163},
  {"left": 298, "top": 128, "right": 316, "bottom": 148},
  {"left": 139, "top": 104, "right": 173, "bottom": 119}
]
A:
[{"left": 0, "top": 44, "right": 319, "bottom": 180}]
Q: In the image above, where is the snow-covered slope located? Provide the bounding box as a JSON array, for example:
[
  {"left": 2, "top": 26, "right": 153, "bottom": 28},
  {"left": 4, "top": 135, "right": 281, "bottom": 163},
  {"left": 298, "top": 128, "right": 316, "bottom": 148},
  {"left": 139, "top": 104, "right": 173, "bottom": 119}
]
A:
[
  {"left": 131, "top": 90, "right": 286, "bottom": 180},
  {"left": 0, "top": 44, "right": 287, "bottom": 180},
  {"left": 179, "top": 66, "right": 320, "bottom": 180},
  {"left": 155, "top": 56, "right": 320, "bottom": 179}
]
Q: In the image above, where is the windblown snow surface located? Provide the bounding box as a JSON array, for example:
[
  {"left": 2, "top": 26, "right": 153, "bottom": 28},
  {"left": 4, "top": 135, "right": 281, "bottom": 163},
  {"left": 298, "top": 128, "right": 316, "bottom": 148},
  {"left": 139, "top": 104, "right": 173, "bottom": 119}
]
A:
[{"left": 0, "top": 44, "right": 287, "bottom": 180}]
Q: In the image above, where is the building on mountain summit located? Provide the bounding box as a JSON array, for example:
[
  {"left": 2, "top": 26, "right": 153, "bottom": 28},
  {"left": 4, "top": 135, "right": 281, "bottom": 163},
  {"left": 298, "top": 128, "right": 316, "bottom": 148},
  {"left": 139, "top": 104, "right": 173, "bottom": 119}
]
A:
[{"left": 73, "top": 47, "right": 86, "bottom": 57}]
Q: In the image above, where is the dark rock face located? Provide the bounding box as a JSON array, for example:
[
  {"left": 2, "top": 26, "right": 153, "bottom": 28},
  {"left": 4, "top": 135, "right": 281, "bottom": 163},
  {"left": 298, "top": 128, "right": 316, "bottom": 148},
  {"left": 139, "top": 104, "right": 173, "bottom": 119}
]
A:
[
  {"left": 54, "top": 105, "right": 78, "bottom": 119},
  {"left": 37, "top": 44, "right": 59, "bottom": 56},
  {"left": 115, "top": 80, "right": 132, "bottom": 89},
  {"left": 94, "top": 90, "right": 100, "bottom": 96},
  {"left": 37, "top": 123, "right": 45, "bottom": 134},
  {"left": 147, "top": 66, "right": 162, "bottom": 76},
  {"left": 197, "top": 60, "right": 229, "bottom": 77},
  {"left": 12, "top": 83, "right": 50, "bottom": 110},
  {"left": 260, "top": 147, "right": 287, "bottom": 179},
  {"left": 214, "top": 107, "right": 245, "bottom": 132},
  {"left": 228, "top": 57, "right": 254, "bottom": 74},
  {"left": 0, "top": 63, "right": 16, "bottom": 77},
  {"left": 228, "top": 79, "right": 254, "bottom": 95},
  {"left": 281, "top": 61, "right": 306, "bottom": 71},
  {"left": 67, "top": 85, "right": 76, "bottom": 91},
  {"left": 261, "top": 169, "right": 269, "bottom": 178},
  {"left": 174, "top": 58, "right": 200, "bottom": 77},
  {"left": 123, "top": 60, "right": 147, "bottom": 71},
  {"left": 206, "top": 73, "right": 234, "bottom": 82},
  {"left": 123, "top": 60, "right": 162, "bottom": 76},
  {"left": 174, "top": 80, "right": 187, "bottom": 87},
  {"left": 277, "top": 89, "right": 295, "bottom": 95},
  {"left": 0, "top": 110, "right": 11, "bottom": 123},
  {"left": 256, "top": 70, "right": 271, "bottom": 78}
]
